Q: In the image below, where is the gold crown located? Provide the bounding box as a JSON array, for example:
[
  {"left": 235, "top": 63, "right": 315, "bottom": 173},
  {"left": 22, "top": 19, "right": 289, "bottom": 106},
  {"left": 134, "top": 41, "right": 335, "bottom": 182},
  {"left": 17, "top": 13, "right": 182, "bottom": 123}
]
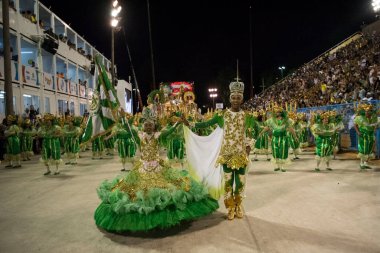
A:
[
  {"left": 229, "top": 79, "right": 244, "bottom": 95},
  {"left": 141, "top": 107, "right": 157, "bottom": 123}
]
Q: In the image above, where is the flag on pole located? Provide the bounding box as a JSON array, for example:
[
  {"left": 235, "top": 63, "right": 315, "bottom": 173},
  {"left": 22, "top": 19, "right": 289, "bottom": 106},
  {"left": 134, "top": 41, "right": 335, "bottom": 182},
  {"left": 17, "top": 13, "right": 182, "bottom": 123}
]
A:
[{"left": 81, "top": 55, "right": 120, "bottom": 144}]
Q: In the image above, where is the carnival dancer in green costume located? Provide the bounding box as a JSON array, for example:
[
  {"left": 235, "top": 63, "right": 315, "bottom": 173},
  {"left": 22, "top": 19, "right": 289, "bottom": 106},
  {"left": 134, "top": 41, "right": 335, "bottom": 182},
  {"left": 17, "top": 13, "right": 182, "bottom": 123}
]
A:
[
  {"left": 105, "top": 110, "right": 138, "bottom": 171},
  {"left": 164, "top": 112, "right": 186, "bottom": 168},
  {"left": 298, "top": 113, "right": 309, "bottom": 148},
  {"left": 185, "top": 77, "right": 253, "bottom": 220},
  {"left": 354, "top": 103, "right": 379, "bottom": 170},
  {"left": 311, "top": 111, "right": 337, "bottom": 172},
  {"left": 4, "top": 115, "right": 22, "bottom": 168},
  {"left": 253, "top": 110, "right": 270, "bottom": 161},
  {"left": 63, "top": 116, "right": 82, "bottom": 165},
  {"left": 92, "top": 136, "right": 105, "bottom": 159},
  {"left": 259, "top": 104, "right": 297, "bottom": 172},
  {"left": 20, "top": 119, "right": 36, "bottom": 161},
  {"left": 94, "top": 107, "right": 218, "bottom": 232},
  {"left": 38, "top": 114, "right": 63, "bottom": 175},
  {"left": 287, "top": 111, "right": 301, "bottom": 160},
  {"left": 332, "top": 114, "right": 344, "bottom": 159}
]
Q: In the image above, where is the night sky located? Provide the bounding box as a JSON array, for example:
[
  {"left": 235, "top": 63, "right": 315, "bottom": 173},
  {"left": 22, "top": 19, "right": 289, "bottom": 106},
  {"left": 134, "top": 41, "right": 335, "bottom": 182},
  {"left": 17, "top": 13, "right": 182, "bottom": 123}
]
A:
[{"left": 41, "top": 0, "right": 376, "bottom": 108}]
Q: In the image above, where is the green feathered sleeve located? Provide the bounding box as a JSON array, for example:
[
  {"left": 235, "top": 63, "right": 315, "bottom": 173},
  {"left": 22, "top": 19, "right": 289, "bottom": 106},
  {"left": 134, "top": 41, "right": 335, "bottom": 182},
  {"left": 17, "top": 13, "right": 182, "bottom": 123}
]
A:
[
  {"left": 195, "top": 113, "right": 224, "bottom": 129},
  {"left": 159, "top": 123, "right": 181, "bottom": 145}
]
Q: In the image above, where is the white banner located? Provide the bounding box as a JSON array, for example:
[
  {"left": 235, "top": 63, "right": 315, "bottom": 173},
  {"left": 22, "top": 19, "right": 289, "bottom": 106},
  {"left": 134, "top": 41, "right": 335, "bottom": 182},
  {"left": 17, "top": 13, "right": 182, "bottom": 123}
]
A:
[
  {"left": 184, "top": 126, "right": 224, "bottom": 200},
  {"left": 22, "top": 65, "right": 38, "bottom": 86},
  {"left": 69, "top": 82, "right": 78, "bottom": 95},
  {"left": 79, "top": 85, "right": 86, "bottom": 97},
  {"left": 43, "top": 73, "right": 54, "bottom": 90},
  {"left": 57, "top": 77, "right": 67, "bottom": 92}
]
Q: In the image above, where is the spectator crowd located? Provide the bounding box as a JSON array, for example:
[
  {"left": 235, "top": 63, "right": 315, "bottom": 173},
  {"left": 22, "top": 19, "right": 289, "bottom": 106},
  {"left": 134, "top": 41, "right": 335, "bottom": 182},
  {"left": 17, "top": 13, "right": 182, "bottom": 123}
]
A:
[{"left": 244, "top": 33, "right": 380, "bottom": 110}]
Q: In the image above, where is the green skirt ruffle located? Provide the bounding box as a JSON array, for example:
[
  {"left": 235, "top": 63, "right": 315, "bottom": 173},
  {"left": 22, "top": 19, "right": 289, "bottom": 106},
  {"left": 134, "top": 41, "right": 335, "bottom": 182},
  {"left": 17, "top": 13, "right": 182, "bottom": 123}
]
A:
[{"left": 94, "top": 197, "right": 218, "bottom": 232}]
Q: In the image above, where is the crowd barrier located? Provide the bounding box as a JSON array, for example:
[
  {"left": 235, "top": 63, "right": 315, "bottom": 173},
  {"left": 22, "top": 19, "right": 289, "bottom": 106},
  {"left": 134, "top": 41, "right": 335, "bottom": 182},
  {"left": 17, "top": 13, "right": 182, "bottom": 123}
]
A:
[{"left": 297, "top": 100, "right": 380, "bottom": 159}]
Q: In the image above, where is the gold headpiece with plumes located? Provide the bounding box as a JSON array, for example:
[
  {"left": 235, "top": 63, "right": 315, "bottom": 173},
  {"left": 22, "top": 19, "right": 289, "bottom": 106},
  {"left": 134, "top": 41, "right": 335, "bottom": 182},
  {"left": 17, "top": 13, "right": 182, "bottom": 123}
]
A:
[
  {"left": 287, "top": 111, "right": 297, "bottom": 121},
  {"left": 6, "top": 114, "right": 17, "bottom": 123},
  {"left": 43, "top": 113, "right": 55, "bottom": 122},
  {"left": 357, "top": 103, "right": 374, "bottom": 112},
  {"left": 272, "top": 103, "right": 284, "bottom": 114}
]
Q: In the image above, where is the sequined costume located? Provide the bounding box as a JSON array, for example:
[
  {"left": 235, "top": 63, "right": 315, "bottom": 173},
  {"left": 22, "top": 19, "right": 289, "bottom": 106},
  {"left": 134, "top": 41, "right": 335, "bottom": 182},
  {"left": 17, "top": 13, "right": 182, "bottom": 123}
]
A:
[
  {"left": 354, "top": 104, "right": 379, "bottom": 169},
  {"left": 332, "top": 115, "right": 344, "bottom": 154},
  {"left": 265, "top": 115, "right": 293, "bottom": 169},
  {"left": 94, "top": 123, "right": 218, "bottom": 232},
  {"left": 111, "top": 118, "right": 138, "bottom": 170},
  {"left": 20, "top": 122, "right": 36, "bottom": 161},
  {"left": 92, "top": 136, "right": 104, "bottom": 159},
  {"left": 311, "top": 111, "right": 337, "bottom": 171},
  {"left": 287, "top": 112, "right": 301, "bottom": 159},
  {"left": 194, "top": 108, "right": 252, "bottom": 219},
  {"left": 63, "top": 119, "right": 82, "bottom": 165},
  {"left": 38, "top": 114, "right": 63, "bottom": 175},
  {"left": 4, "top": 116, "right": 22, "bottom": 168},
  {"left": 253, "top": 119, "right": 270, "bottom": 158},
  {"left": 165, "top": 122, "right": 185, "bottom": 161}
]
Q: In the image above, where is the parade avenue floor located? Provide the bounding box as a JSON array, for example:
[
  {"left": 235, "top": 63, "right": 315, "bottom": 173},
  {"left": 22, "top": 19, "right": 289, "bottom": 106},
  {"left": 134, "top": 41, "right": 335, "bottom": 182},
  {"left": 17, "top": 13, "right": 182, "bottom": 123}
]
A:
[{"left": 0, "top": 150, "right": 379, "bottom": 253}]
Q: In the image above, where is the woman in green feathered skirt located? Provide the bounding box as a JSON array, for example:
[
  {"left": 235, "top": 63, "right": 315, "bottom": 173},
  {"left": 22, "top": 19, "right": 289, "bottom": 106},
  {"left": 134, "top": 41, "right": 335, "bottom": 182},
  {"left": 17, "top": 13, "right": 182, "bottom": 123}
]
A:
[{"left": 94, "top": 107, "right": 218, "bottom": 233}]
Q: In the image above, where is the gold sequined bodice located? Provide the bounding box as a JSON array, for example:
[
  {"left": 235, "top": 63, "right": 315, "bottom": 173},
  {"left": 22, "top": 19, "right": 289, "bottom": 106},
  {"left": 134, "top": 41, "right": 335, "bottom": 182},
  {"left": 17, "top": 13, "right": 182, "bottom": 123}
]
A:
[
  {"left": 220, "top": 110, "right": 246, "bottom": 155},
  {"left": 140, "top": 133, "right": 160, "bottom": 162},
  {"left": 217, "top": 109, "right": 249, "bottom": 169}
]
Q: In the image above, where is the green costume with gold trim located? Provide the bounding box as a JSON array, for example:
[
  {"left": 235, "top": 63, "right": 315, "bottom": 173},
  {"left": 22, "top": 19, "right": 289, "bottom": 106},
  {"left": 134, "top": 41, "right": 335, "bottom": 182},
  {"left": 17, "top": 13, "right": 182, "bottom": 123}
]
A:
[
  {"left": 194, "top": 109, "right": 252, "bottom": 212},
  {"left": 20, "top": 126, "right": 36, "bottom": 160},
  {"left": 311, "top": 123, "right": 335, "bottom": 161},
  {"left": 5, "top": 124, "right": 22, "bottom": 166},
  {"left": 354, "top": 114, "right": 378, "bottom": 160},
  {"left": 94, "top": 123, "right": 218, "bottom": 232}
]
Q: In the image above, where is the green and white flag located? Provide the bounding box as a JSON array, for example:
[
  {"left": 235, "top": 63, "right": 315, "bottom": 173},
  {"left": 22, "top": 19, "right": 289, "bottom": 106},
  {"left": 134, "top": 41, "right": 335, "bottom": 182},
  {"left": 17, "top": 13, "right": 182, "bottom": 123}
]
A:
[{"left": 81, "top": 55, "right": 120, "bottom": 144}]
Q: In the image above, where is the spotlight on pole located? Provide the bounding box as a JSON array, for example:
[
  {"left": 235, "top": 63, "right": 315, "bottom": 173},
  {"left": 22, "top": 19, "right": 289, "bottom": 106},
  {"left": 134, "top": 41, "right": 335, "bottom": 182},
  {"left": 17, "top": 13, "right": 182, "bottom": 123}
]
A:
[
  {"left": 373, "top": 0, "right": 380, "bottom": 12},
  {"left": 111, "top": 18, "right": 119, "bottom": 27},
  {"left": 113, "top": 0, "right": 118, "bottom": 8}
]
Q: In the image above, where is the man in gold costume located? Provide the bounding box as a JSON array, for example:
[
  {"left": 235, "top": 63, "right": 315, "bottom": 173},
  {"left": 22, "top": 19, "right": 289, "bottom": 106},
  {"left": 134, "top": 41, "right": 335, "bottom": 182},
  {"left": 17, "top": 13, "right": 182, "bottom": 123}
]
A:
[{"left": 186, "top": 77, "right": 252, "bottom": 220}]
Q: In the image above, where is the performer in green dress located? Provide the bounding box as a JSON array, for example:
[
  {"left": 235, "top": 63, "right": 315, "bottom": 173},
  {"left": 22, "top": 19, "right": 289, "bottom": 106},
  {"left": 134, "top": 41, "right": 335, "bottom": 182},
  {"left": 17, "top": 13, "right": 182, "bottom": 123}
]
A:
[
  {"left": 185, "top": 77, "right": 253, "bottom": 220},
  {"left": 38, "top": 114, "right": 63, "bottom": 175},
  {"left": 164, "top": 112, "right": 185, "bottom": 168},
  {"left": 92, "top": 136, "right": 105, "bottom": 160},
  {"left": 287, "top": 111, "right": 301, "bottom": 160},
  {"left": 253, "top": 110, "right": 270, "bottom": 161},
  {"left": 311, "top": 111, "right": 337, "bottom": 172},
  {"left": 94, "top": 107, "right": 218, "bottom": 232},
  {"left": 354, "top": 103, "right": 379, "bottom": 170},
  {"left": 20, "top": 118, "right": 36, "bottom": 161},
  {"left": 298, "top": 113, "right": 309, "bottom": 148},
  {"left": 332, "top": 114, "right": 344, "bottom": 159},
  {"left": 4, "top": 115, "right": 21, "bottom": 168},
  {"left": 259, "top": 105, "right": 297, "bottom": 172},
  {"left": 63, "top": 116, "right": 82, "bottom": 165},
  {"left": 106, "top": 110, "right": 138, "bottom": 171}
]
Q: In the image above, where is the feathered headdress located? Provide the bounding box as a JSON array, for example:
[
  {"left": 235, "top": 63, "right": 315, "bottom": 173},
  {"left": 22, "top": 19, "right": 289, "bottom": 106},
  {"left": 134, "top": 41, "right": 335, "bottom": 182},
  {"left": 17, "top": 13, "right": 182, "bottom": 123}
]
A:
[{"left": 141, "top": 107, "right": 157, "bottom": 123}]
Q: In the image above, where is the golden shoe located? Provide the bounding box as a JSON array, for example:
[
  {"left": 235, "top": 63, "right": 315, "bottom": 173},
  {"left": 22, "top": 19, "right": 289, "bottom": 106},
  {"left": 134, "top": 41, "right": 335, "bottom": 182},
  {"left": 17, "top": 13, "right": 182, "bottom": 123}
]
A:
[
  {"left": 235, "top": 204, "right": 244, "bottom": 219},
  {"left": 227, "top": 207, "right": 235, "bottom": 220}
]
